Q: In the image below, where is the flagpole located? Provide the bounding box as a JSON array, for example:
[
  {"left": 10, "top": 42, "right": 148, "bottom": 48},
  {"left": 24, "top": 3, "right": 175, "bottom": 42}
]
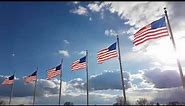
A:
[
  {"left": 9, "top": 72, "right": 15, "bottom": 106},
  {"left": 164, "top": 8, "right": 185, "bottom": 88},
  {"left": 59, "top": 59, "right": 63, "bottom": 106},
  {"left": 116, "top": 35, "right": 127, "bottom": 104},
  {"left": 33, "top": 67, "right": 38, "bottom": 106},
  {"left": 86, "top": 50, "right": 89, "bottom": 105}
]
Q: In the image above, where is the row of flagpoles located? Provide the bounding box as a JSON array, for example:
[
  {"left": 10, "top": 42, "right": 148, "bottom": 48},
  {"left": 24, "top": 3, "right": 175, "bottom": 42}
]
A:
[{"left": 1, "top": 8, "right": 184, "bottom": 105}]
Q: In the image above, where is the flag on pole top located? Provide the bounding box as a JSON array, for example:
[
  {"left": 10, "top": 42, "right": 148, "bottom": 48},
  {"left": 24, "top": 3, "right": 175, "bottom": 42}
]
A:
[
  {"left": 1, "top": 75, "right": 14, "bottom": 85},
  {"left": 71, "top": 56, "right": 86, "bottom": 71},
  {"left": 97, "top": 42, "right": 118, "bottom": 64},
  {"left": 47, "top": 64, "right": 61, "bottom": 80},
  {"left": 133, "top": 17, "right": 169, "bottom": 46},
  {"left": 24, "top": 71, "right": 37, "bottom": 83}
]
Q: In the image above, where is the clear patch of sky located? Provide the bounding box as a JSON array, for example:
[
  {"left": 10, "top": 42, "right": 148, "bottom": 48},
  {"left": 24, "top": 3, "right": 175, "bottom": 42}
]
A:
[{"left": 0, "top": 2, "right": 150, "bottom": 82}]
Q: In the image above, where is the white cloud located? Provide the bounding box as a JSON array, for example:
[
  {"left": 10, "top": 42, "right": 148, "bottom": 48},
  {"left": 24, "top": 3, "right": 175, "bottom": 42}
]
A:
[
  {"left": 88, "top": 3, "right": 101, "bottom": 12},
  {"left": 101, "top": 2, "right": 185, "bottom": 68},
  {"left": 73, "top": 1, "right": 79, "bottom": 4},
  {"left": 58, "top": 50, "right": 70, "bottom": 57},
  {"left": 105, "top": 29, "right": 126, "bottom": 37},
  {"left": 104, "top": 29, "right": 117, "bottom": 37},
  {"left": 87, "top": 70, "right": 131, "bottom": 90},
  {"left": 63, "top": 40, "right": 69, "bottom": 44},
  {"left": 11, "top": 53, "right": 15, "bottom": 57},
  {"left": 143, "top": 68, "right": 183, "bottom": 88},
  {"left": 70, "top": 6, "right": 88, "bottom": 16},
  {"left": 3, "top": 87, "right": 185, "bottom": 105},
  {"left": 1, "top": 71, "right": 185, "bottom": 105},
  {"left": 122, "top": 51, "right": 152, "bottom": 63},
  {"left": 89, "top": 17, "right": 92, "bottom": 21},
  {"left": 106, "top": 2, "right": 167, "bottom": 28},
  {"left": 78, "top": 50, "right": 86, "bottom": 55}
]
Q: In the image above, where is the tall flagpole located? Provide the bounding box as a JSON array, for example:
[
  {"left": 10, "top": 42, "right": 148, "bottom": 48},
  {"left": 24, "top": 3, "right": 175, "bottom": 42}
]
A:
[
  {"left": 164, "top": 8, "right": 185, "bottom": 88},
  {"left": 86, "top": 50, "right": 89, "bottom": 105},
  {"left": 33, "top": 67, "right": 38, "bottom": 106},
  {"left": 117, "top": 35, "right": 127, "bottom": 104},
  {"left": 9, "top": 71, "right": 15, "bottom": 106},
  {"left": 59, "top": 59, "right": 63, "bottom": 105}
]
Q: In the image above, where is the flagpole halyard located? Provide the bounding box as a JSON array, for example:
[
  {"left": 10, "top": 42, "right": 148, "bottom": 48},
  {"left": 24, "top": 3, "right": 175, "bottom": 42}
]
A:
[
  {"left": 164, "top": 8, "right": 185, "bottom": 88},
  {"left": 116, "top": 35, "right": 127, "bottom": 104}
]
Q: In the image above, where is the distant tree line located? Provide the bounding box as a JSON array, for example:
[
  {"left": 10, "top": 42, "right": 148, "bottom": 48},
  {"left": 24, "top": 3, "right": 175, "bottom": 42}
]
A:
[{"left": 113, "top": 96, "right": 185, "bottom": 105}]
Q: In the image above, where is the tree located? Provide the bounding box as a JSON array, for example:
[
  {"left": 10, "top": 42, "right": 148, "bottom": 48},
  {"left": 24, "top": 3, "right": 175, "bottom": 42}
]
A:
[
  {"left": 168, "top": 101, "right": 180, "bottom": 105},
  {"left": 113, "top": 96, "right": 130, "bottom": 105},
  {"left": 64, "top": 101, "right": 74, "bottom": 106},
  {"left": 0, "top": 99, "right": 6, "bottom": 105},
  {"left": 136, "top": 98, "right": 149, "bottom": 105}
]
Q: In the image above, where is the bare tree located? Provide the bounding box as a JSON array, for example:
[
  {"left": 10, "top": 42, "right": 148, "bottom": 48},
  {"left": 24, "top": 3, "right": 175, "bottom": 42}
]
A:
[
  {"left": 64, "top": 101, "right": 74, "bottom": 106},
  {"left": 113, "top": 96, "right": 130, "bottom": 105},
  {"left": 0, "top": 99, "right": 6, "bottom": 105},
  {"left": 136, "top": 98, "right": 149, "bottom": 105}
]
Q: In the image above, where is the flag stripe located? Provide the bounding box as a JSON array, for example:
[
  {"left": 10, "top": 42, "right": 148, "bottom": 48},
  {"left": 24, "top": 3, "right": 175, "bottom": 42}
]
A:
[
  {"left": 72, "top": 63, "right": 86, "bottom": 71},
  {"left": 134, "top": 30, "right": 168, "bottom": 44},
  {"left": 47, "top": 70, "right": 60, "bottom": 80},
  {"left": 134, "top": 27, "right": 168, "bottom": 40},
  {"left": 98, "top": 54, "right": 118, "bottom": 64},
  {"left": 134, "top": 25, "right": 151, "bottom": 37},
  {"left": 133, "top": 17, "right": 169, "bottom": 46},
  {"left": 97, "top": 53, "right": 118, "bottom": 61},
  {"left": 97, "top": 49, "right": 108, "bottom": 55},
  {"left": 1, "top": 75, "right": 14, "bottom": 85},
  {"left": 97, "top": 50, "right": 117, "bottom": 59},
  {"left": 24, "top": 71, "right": 37, "bottom": 83},
  {"left": 25, "top": 76, "right": 37, "bottom": 83},
  {"left": 97, "top": 43, "right": 117, "bottom": 64},
  {"left": 71, "top": 57, "right": 86, "bottom": 71},
  {"left": 134, "top": 34, "right": 169, "bottom": 46},
  {"left": 47, "top": 64, "right": 61, "bottom": 80},
  {"left": 2, "top": 79, "right": 14, "bottom": 85}
]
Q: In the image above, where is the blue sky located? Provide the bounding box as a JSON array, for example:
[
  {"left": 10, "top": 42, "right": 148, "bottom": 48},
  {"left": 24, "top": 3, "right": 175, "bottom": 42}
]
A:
[
  {"left": 0, "top": 2, "right": 134, "bottom": 81},
  {"left": 1, "top": 1, "right": 185, "bottom": 105}
]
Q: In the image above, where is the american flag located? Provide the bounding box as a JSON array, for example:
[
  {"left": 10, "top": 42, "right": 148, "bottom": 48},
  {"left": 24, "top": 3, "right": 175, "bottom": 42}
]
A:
[
  {"left": 97, "top": 42, "right": 118, "bottom": 64},
  {"left": 1, "top": 75, "right": 14, "bottom": 85},
  {"left": 133, "top": 17, "right": 169, "bottom": 46},
  {"left": 71, "top": 56, "right": 86, "bottom": 71},
  {"left": 24, "top": 71, "right": 37, "bottom": 83},
  {"left": 47, "top": 64, "right": 61, "bottom": 80}
]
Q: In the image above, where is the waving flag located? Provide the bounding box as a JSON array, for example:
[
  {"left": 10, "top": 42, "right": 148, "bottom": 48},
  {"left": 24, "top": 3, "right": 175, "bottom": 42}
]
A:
[
  {"left": 133, "top": 17, "right": 169, "bottom": 46},
  {"left": 47, "top": 64, "right": 61, "bottom": 80},
  {"left": 24, "top": 71, "right": 37, "bottom": 83},
  {"left": 2, "top": 75, "right": 14, "bottom": 85},
  {"left": 97, "top": 42, "right": 118, "bottom": 64},
  {"left": 71, "top": 56, "right": 86, "bottom": 71}
]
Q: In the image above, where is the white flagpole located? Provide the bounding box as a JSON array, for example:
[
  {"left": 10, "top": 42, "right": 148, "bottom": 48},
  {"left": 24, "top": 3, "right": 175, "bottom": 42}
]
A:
[
  {"left": 117, "top": 35, "right": 127, "bottom": 104},
  {"left": 59, "top": 59, "right": 63, "bottom": 105},
  {"left": 9, "top": 72, "right": 15, "bottom": 106},
  {"left": 33, "top": 67, "right": 38, "bottom": 106},
  {"left": 164, "top": 8, "right": 185, "bottom": 88},
  {"left": 86, "top": 50, "right": 89, "bottom": 105}
]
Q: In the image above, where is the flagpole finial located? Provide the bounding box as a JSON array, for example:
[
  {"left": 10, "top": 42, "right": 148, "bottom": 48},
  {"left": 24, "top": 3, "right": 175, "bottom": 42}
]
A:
[{"left": 164, "top": 7, "right": 167, "bottom": 14}]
